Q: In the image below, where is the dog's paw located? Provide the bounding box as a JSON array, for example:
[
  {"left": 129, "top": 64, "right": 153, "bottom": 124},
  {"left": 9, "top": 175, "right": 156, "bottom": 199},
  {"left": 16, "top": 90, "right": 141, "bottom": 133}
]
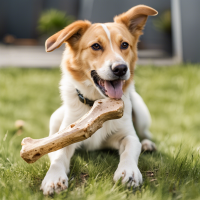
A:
[
  {"left": 141, "top": 139, "right": 156, "bottom": 152},
  {"left": 113, "top": 161, "right": 142, "bottom": 187},
  {"left": 40, "top": 166, "right": 68, "bottom": 195}
]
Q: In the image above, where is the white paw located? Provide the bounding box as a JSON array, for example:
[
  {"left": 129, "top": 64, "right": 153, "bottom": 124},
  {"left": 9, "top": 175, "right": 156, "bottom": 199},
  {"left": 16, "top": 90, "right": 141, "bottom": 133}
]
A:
[
  {"left": 141, "top": 139, "right": 157, "bottom": 152},
  {"left": 40, "top": 166, "right": 68, "bottom": 195},
  {"left": 113, "top": 161, "right": 142, "bottom": 187}
]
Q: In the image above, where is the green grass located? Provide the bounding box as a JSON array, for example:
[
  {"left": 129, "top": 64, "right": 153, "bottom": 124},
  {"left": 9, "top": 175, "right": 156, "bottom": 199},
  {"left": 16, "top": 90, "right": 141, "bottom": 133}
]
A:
[{"left": 0, "top": 65, "right": 200, "bottom": 200}]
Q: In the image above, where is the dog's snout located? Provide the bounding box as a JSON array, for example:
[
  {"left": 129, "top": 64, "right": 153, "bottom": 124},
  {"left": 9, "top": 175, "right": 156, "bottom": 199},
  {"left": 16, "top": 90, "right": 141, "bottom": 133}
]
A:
[{"left": 112, "top": 64, "right": 127, "bottom": 76}]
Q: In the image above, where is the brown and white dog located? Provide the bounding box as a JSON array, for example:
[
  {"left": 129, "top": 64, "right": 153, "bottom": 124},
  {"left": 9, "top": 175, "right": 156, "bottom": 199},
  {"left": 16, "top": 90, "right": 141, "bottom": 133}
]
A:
[{"left": 40, "top": 5, "right": 158, "bottom": 195}]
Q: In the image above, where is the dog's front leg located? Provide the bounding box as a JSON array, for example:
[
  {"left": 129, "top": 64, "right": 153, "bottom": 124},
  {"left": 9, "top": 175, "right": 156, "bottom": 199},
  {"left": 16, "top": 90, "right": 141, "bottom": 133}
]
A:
[
  {"left": 113, "top": 134, "right": 142, "bottom": 187},
  {"left": 40, "top": 115, "right": 77, "bottom": 195},
  {"left": 130, "top": 87, "right": 156, "bottom": 152},
  {"left": 40, "top": 145, "right": 76, "bottom": 195}
]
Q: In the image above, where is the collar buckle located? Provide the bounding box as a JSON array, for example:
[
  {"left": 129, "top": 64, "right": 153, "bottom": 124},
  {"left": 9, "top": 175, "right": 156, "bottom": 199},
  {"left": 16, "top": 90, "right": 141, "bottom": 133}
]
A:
[{"left": 76, "top": 89, "right": 94, "bottom": 107}]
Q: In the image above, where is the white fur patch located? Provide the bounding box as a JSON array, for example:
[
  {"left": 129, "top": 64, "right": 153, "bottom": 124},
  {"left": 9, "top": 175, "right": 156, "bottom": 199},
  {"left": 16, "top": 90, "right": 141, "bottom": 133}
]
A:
[
  {"left": 101, "top": 24, "right": 114, "bottom": 51},
  {"left": 100, "top": 24, "right": 124, "bottom": 61}
]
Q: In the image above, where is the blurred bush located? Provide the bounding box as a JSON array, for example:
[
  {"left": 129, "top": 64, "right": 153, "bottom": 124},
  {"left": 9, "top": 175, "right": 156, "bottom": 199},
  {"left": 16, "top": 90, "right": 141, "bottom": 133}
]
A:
[
  {"left": 153, "top": 10, "right": 171, "bottom": 35},
  {"left": 153, "top": 10, "right": 172, "bottom": 55},
  {"left": 37, "top": 9, "right": 74, "bottom": 36}
]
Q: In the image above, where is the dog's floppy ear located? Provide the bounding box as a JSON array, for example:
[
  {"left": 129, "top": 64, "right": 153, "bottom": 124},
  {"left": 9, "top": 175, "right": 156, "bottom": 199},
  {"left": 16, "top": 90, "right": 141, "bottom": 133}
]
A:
[
  {"left": 114, "top": 5, "right": 158, "bottom": 35},
  {"left": 45, "top": 20, "right": 91, "bottom": 52}
]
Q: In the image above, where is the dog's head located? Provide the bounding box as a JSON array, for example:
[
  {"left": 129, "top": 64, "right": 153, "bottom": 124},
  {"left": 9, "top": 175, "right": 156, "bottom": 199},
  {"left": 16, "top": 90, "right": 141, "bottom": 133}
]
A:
[{"left": 46, "top": 5, "right": 157, "bottom": 99}]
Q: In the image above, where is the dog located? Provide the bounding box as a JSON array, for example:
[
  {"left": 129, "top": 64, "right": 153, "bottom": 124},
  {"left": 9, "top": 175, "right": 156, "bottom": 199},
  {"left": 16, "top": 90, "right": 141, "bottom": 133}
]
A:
[{"left": 40, "top": 5, "right": 158, "bottom": 195}]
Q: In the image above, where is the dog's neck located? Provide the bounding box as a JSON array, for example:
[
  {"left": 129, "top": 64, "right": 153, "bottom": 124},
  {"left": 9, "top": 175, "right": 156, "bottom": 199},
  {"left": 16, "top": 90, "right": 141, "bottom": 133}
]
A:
[
  {"left": 60, "top": 71, "right": 104, "bottom": 106},
  {"left": 75, "top": 79, "right": 104, "bottom": 101},
  {"left": 76, "top": 88, "right": 95, "bottom": 106}
]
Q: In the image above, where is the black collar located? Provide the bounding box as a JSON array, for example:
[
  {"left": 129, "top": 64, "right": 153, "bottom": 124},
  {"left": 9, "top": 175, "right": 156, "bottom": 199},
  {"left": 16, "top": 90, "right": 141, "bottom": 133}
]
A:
[{"left": 76, "top": 89, "right": 95, "bottom": 106}]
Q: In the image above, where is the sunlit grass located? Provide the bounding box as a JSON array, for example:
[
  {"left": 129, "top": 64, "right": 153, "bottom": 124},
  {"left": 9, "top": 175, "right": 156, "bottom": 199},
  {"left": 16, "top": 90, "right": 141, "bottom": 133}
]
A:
[{"left": 0, "top": 65, "right": 200, "bottom": 200}]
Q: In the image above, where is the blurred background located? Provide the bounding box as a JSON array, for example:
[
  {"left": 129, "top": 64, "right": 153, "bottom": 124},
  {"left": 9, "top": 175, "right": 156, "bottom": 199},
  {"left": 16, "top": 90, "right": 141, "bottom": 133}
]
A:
[{"left": 0, "top": 0, "right": 199, "bottom": 67}]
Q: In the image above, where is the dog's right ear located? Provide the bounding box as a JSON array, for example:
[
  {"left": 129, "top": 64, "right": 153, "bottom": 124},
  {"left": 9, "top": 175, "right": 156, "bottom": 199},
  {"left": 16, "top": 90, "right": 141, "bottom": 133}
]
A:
[
  {"left": 114, "top": 5, "right": 158, "bottom": 36},
  {"left": 45, "top": 20, "right": 91, "bottom": 52}
]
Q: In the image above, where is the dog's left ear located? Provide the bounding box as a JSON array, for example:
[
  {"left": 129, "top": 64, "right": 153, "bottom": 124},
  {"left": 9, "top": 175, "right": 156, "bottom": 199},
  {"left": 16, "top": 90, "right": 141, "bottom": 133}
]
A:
[{"left": 114, "top": 5, "right": 158, "bottom": 35}]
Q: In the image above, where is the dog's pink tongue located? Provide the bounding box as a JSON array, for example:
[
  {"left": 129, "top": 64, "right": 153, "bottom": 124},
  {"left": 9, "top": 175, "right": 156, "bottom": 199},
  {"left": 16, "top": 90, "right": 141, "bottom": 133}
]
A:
[{"left": 105, "top": 80, "right": 123, "bottom": 99}]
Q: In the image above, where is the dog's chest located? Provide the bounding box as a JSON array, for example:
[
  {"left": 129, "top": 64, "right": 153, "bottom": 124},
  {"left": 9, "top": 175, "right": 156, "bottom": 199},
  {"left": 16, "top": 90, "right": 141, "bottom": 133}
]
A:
[
  {"left": 79, "top": 97, "right": 132, "bottom": 151},
  {"left": 61, "top": 76, "right": 133, "bottom": 151}
]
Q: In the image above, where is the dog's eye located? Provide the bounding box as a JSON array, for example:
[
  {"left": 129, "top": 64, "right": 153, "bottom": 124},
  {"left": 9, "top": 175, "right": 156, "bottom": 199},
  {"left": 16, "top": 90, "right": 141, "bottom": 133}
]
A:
[
  {"left": 121, "top": 42, "right": 129, "bottom": 50},
  {"left": 91, "top": 43, "right": 102, "bottom": 51}
]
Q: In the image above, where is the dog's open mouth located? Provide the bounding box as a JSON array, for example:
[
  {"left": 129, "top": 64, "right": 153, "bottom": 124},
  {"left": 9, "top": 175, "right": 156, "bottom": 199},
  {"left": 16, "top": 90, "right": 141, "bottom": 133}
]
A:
[{"left": 91, "top": 70, "right": 124, "bottom": 99}]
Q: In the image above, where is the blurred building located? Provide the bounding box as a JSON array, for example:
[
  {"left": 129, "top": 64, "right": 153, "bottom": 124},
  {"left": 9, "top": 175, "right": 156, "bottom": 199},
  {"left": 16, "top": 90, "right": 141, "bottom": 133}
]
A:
[{"left": 0, "top": 0, "right": 199, "bottom": 63}]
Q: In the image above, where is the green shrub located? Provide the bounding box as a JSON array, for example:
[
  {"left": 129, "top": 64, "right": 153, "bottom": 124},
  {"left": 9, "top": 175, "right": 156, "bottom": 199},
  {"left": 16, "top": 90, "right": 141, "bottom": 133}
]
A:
[
  {"left": 37, "top": 9, "right": 74, "bottom": 36},
  {"left": 153, "top": 10, "right": 171, "bottom": 35}
]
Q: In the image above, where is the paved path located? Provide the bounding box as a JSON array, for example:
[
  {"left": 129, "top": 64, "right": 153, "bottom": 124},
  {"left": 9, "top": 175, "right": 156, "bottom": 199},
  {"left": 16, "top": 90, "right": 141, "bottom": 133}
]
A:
[
  {"left": 0, "top": 44, "right": 177, "bottom": 68},
  {"left": 0, "top": 45, "right": 64, "bottom": 68}
]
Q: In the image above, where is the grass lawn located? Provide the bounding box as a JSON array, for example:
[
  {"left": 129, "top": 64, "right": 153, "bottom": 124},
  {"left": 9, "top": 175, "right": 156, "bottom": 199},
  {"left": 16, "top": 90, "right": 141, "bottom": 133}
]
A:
[{"left": 0, "top": 64, "right": 200, "bottom": 200}]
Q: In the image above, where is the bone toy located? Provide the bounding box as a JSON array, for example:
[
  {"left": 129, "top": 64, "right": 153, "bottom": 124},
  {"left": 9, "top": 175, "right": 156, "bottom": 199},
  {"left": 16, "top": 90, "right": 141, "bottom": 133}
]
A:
[{"left": 20, "top": 99, "right": 124, "bottom": 163}]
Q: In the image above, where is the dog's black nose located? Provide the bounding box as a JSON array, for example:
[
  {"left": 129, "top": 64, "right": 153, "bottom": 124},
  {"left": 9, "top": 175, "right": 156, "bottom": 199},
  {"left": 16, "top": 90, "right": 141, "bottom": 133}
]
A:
[{"left": 112, "top": 64, "right": 128, "bottom": 76}]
